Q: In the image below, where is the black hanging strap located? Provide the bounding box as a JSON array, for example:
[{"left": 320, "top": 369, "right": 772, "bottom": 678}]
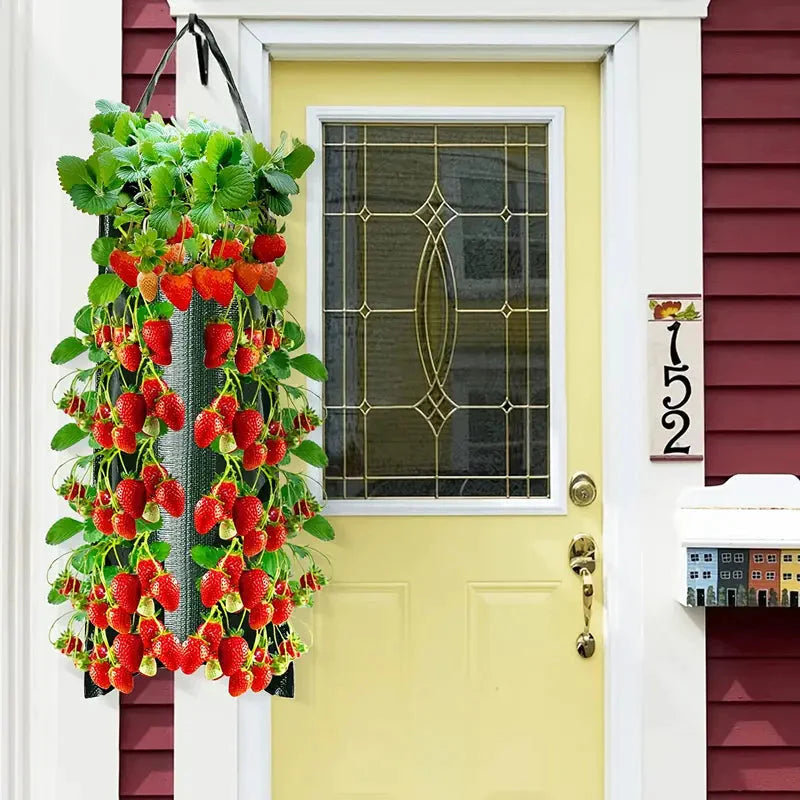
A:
[{"left": 136, "top": 14, "right": 252, "bottom": 134}]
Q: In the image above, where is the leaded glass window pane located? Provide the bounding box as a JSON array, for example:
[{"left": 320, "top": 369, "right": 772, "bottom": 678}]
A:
[{"left": 322, "top": 122, "right": 550, "bottom": 500}]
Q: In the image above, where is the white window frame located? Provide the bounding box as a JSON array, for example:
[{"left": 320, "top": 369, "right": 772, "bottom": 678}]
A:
[{"left": 305, "top": 106, "right": 566, "bottom": 516}]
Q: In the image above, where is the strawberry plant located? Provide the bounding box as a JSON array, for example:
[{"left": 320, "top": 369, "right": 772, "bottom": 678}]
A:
[{"left": 48, "top": 99, "right": 332, "bottom": 698}]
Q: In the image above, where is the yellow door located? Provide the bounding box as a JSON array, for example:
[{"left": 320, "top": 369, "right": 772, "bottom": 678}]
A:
[{"left": 272, "top": 61, "right": 602, "bottom": 799}]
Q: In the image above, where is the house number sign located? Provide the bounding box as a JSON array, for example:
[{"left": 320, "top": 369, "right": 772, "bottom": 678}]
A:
[{"left": 647, "top": 294, "right": 704, "bottom": 462}]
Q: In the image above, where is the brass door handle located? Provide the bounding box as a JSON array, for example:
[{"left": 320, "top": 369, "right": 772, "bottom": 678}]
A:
[{"left": 569, "top": 534, "right": 597, "bottom": 659}]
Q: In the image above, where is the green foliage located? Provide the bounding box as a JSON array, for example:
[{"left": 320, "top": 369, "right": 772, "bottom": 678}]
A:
[
  {"left": 46, "top": 517, "right": 85, "bottom": 545},
  {"left": 88, "top": 273, "right": 124, "bottom": 306},
  {"left": 51, "top": 423, "right": 89, "bottom": 451},
  {"left": 291, "top": 353, "right": 328, "bottom": 381},
  {"left": 191, "top": 544, "right": 228, "bottom": 569},
  {"left": 303, "top": 515, "right": 335, "bottom": 541},
  {"left": 255, "top": 277, "right": 288, "bottom": 309},
  {"left": 291, "top": 440, "right": 329, "bottom": 468},
  {"left": 51, "top": 336, "right": 87, "bottom": 365}
]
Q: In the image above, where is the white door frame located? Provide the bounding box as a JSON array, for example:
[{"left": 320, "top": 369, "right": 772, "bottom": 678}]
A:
[{"left": 168, "top": 8, "right": 709, "bottom": 800}]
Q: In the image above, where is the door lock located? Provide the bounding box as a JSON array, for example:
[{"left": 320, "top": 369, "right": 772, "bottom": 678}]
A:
[
  {"left": 569, "top": 534, "right": 597, "bottom": 659},
  {"left": 569, "top": 472, "right": 597, "bottom": 507}
]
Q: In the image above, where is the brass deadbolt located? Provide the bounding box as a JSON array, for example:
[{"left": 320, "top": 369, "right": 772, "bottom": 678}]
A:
[{"left": 569, "top": 472, "right": 597, "bottom": 507}]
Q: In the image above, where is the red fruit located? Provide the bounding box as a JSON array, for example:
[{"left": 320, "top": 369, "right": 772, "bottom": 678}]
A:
[
  {"left": 294, "top": 499, "right": 315, "bottom": 519},
  {"left": 217, "top": 554, "right": 245, "bottom": 589},
  {"left": 208, "top": 267, "right": 235, "bottom": 307},
  {"left": 58, "top": 634, "right": 83, "bottom": 655},
  {"left": 89, "top": 583, "right": 107, "bottom": 601},
  {"left": 142, "top": 319, "right": 173, "bottom": 366},
  {"left": 167, "top": 216, "right": 194, "bottom": 244},
  {"left": 116, "top": 342, "right": 142, "bottom": 372},
  {"left": 113, "top": 633, "right": 144, "bottom": 673},
  {"left": 141, "top": 377, "right": 166, "bottom": 412},
  {"left": 141, "top": 461, "right": 168, "bottom": 498},
  {"left": 113, "top": 511, "right": 137, "bottom": 540},
  {"left": 107, "top": 607, "right": 132, "bottom": 634},
  {"left": 154, "top": 479, "right": 185, "bottom": 517},
  {"left": 192, "top": 264, "right": 213, "bottom": 300},
  {"left": 299, "top": 572, "right": 322, "bottom": 592},
  {"left": 267, "top": 421, "right": 285, "bottom": 438},
  {"left": 257, "top": 261, "right": 278, "bottom": 292},
  {"left": 59, "top": 576, "right": 82, "bottom": 596},
  {"left": 211, "top": 393, "right": 238, "bottom": 430},
  {"left": 232, "top": 260, "right": 263, "bottom": 295},
  {"left": 268, "top": 506, "right": 284, "bottom": 524},
  {"left": 212, "top": 479, "right": 238, "bottom": 515},
  {"left": 244, "top": 326, "right": 265, "bottom": 349},
  {"left": 89, "top": 660, "right": 111, "bottom": 690},
  {"left": 97, "top": 489, "right": 112, "bottom": 506},
  {"left": 250, "top": 663, "right": 272, "bottom": 692},
  {"left": 181, "top": 635, "right": 210, "bottom": 675},
  {"left": 60, "top": 480, "right": 84, "bottom": 502},
  {"left": 112, "top": 324, "right": 133, "bottom": 346},
  {"left": 138, "top": 616, "right": 163, "bottom": 649},
  {"left": 278, "top": 638, "right": 302, "bottom": 659},
  {"left": 92, "top": 506, "right": 114, "bottom": 535},
  {"left": 151, "top": 573, "right": 180, "bottom": 612},
  {"left": 160, "top": 272, "right": 193, "bottom": 311},
  {"left": 242, "top": 529, "right": 267, "bottom": 557},
  {"left": 137, "top": 558, "right": 161, "bottom": 596},
  {"left": 234, "top": 345, "right": 260, "bottom": 375},
  {"left": 63, "top": 393, "right": 86, "bottom": 416},
  {"left": 204, "top": 320, "right": 234, "bottom": 362},
  {"left": 273, "top": 580, "right": 288, "bottom": 596},
  {"left": 200, "top": 569, "right": 232, "bottom": 608},
  {"left": 228, "top": 668, "right": 254, "bottom": 697},
  {"left": 252, "top": 233, "right": 286, "bottom": 263},
  {"left": 242, "top": 442, "right": 266, "bottom": 471},
  {"left": 232, "top": 495, "right": 263, "bottom": 536},
  {"left": 155, "top": 391, "right": 185, "bottom": 431},
  {"left": 87, "top": 601, "right": 109, "bottom": 629},
  {"left": 161, "top": 243, "right": 185, "bottom": 266},
  {"left": 239, "top": 569, "right": 270, "bottom": 609},
  {"left": 111, "top": 572, "right": 142, "bottom": 614},
  {"left": 248, "top": 602, "right": 274, "bottom": 629},
  {"left": 265, "top": 522, "right": 287, "bottom": 552},
  {"left": 94, "top": 325, "right": 113, "bottom": 347},
  {"left": 264, "top": 438, "right": 287, "bottom": 466},
  {"left": 293, "top": 413, "right": 316, "bottom": 432},
  {"left": 272, "top": 596, "right": 294, "bottom": 625},
  {"left": 264, "top": 328, "right": 282, "bottom": 351},
  {"left": 109, "top": 665, "right": 135, "bottom": 694},
  {"left": 116, "top": 478, "right": 147, "bottom": 518},
  {"left": 112, "top": 426, "right": 137, "bottom": 454},
  {"left": 109, "top": 249, "right": 140, "bottom": 288},
  {"left": 210, "top": 238, "right": 244, "bottom": 260},
  {"left": 115, "top": 392, "right": 146, "bottom": 433},
  {"left": 194, "top": 408, "right": 224, "bottom": 448},
  {"left": 92, "top": 419, "right": 115, "bottom": 449},
  {"left": 198, "top": 619, "right": 224, "bottom": 655},
  {"left": 232, "top": 409, "right": 264, "bottom": 450},
  {"left": 194, "top": 495, "right": 224, "bottom": 534},
  {"left": 218, "top": 635, "right": 249, "bottom": 676},
  {"left": 153, "top": 632, "right": 182, "bottom": 671}
]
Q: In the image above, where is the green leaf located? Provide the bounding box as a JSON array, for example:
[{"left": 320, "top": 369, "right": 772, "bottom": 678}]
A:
[
  {"left": 91, "top": 236, "right": 117, "bottom": 267},
  {"left": 136, "top": 518, "right": 163, "bottom": 533},
  {"left": 136, "top": 301, "right": 174, "bottom": 326},
  {"left": 191, "top": 544, "right": 227, "bottom": 570},
  {"left": 291, "top": 440, "right": 328, "bottom": 468},
  {"left": 149, "top": 541, "right": 172, "bottom": 561},
  {"left": 280, "top": 475, "right": 305, "bottom": 506},
  {"left": 83, "top": 527, "right": 104, "bottom": 544},
  {"left": 242, "top": 133, "right": 272, "bottom": 169},
  {"left": 189, "top": 200, "right": 225, "bottom": 234},
  {"left": 74, "top": 305, "right": 94, "bottom": 334},
  {"left": 154, "top": 140, "right": 182, "bottom": 163},
  {"left": 291, "top": 353, "right": 328, "bottom": 381},
  {"left": 112, "top": 111, "right": 137, "bottom": 144},
  {"left": 48, "top": 587, "right": 68, "bottom": 605},
  {"left": 266, "top": 349, "right": 291, "bottom": 380},
  {"left": 288, "top": 543, "right": 311, "bottom": 559},
  {"left": 282, "top": 322, "right": 305, "bottom": 351},
  {"left": 283, "top": 143, "right": 315, "bottom": 179},
  {"left": 265, "top": 170, "right": 299, "bottom": 195},
  {"left": 96, "top": 99, "right": 130, "bottom": 115},
  {"left": 51, "top": 336, "right": 87, "bottom": 365},
  {"left": 260, "top": 550, "right": 278, "bottom": 575},
  {"left": 255, "top": 277, "right": 288, "bottom": 310},
  {"left": 266, "top": 192, "right": 292, "bottom": 217},
  {"left": 205, "top": 130, "right": 233, "bottom": 167},
  {"left": 50, "top": 423, "right": 89, "bottom": 451},
  {"left": 216, "top": 165, "right": 254, "bottom": 208},
  {"left": 56, "top": 155, "right": 89, "bottom": 193},
  {"left": 46, "top": 517, "right": 84, "bottom": 545},
  {"left": 87, "top": 345, "right": 109, "bottom": 364},
  {"left": 103, "top": 565, "right": 122, "bottom": 583},
  {"left": 149, "top": 202, "right": 186, "bottom": 238},
  {"left": 93, "top": 132, "right": 121, "bottom": 152},
  {"left": 71, "top": 544, "right": 99, "bottom": 575},
  {"left": 68, "top": 183, "right": 120, "bottom": 215},
  {"left": 191, "top": 161, "right": 217, "bottom": 204},
  {"left": 88, "top": 273, "right": 124, "bottom": 306},
  {"left": 150, "top": 163, "right": 180, "bottom": 204},
  {"left": 303, "top": 514, "right": 335, "bottom": 541}
]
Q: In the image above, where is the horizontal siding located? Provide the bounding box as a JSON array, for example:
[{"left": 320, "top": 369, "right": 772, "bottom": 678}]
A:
[
  {"left": 706, "top": 388, "right": 800, "bottom": 431},
  {"left": 704, "top": 169, "right": 800, "bottom": 210},
  {"left": 704, "top": 121, "right": 800, "bottom": 164},
  {"left": 704, "top": 34, "right": 800, "bottom": 75},
  {"left": 703, "top": 0, "right": 800, "bottom": 31},
  {"left": 706, "top": 343, "right": 800, "bottom": 387}
]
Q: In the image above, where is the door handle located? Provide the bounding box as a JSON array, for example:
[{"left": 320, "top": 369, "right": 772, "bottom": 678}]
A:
[{"left": 569, "top": 534, "right": 597, "bottom": 659}]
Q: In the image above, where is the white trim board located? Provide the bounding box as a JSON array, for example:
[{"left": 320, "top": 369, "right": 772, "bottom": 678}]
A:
[
  {"left": 305, "top": 105, "right": 567, "bottom": 517},
  {"left": 170, "top": 13, "right": 708, "bottom": 800}
]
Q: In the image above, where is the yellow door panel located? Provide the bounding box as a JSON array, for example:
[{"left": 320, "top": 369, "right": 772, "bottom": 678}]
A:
[{"left": 271, "top": 61, "right": 602, "bottom": 800}]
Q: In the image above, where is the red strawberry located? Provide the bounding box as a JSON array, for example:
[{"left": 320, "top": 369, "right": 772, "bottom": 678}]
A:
[
  {"left": 113, "top": 633, "right": 144, "bottom": 672},
  {"left": 294, "top": 499, "right": 316, "bottom": 519},
  {"left": 239, "top": 569, "right": 270, "bottom": 609},
  {"left": 267, "top": 421, "right": 286, "bottom": 438},
  {"left": 136, "top": 558, "right": 161, "bottom": 596},
  {"left": 141, "top": 461, "right": 168, "bottom": 498},
  {"left": 218, "top": 635, "right": 249, "bottom": 676},
  {"left": 250, "top": 663, "right": 272, "bottom": 692},
  {"left": 60, "top": 480, "right": 86, "bottom": 502},
  {"left": 232, "top": 409, "right": 264, "bottom": 450},
  {"left": 228, "top": 668, "right": 254, "bottom": 697},
  {"left": 87, "top": 601, "right": 109, "bottom": 629},
  {"left": 204, "top": 321, "right": 234, "bottom": 365},
  {"left": 248, "top": 602, "right": 274, "bottom": 629},
  {"left": 208, "top": 267, "right": 234, "bottom": 307},
  {"left": 62, "top": 393, "right": 86, "bottom": 416},
  {"left": 91, "top": 419, "right": 115, "bottom": 449},
  {"left": 160, "top": 272, "right": 193, "bottom": 311},
  {"left": 235, "top": 345, "right": 260, "bottom": 375},
  {"left": 92, "top": 505, "right": 114, "bottom": 535},
  {"left": 151, "top": 573, "right": 180, "bottom": 612},
  {"left": 154, "top": 479, "right": 185, "bottom": 517},
  {"left": 293, "top": 413, "right": 317, "bottom": 432},
  {"left": 112, "top": 426, "right": 137, "bottom": 454},
  {"left": 141, "top": 377, "right": 166, "bottom": 411},
  {"left": 153, "top": 632, "right": 182, "bottom": 671},
  {"left": 211, "top": 393, "right": 238, "bottom": 430},
  {"left": 192, "top": 264, "right": 214, "bottom": 300},
  {"left": 257, "top": 261, "right": 278, "bottom": 292},
  {"left": 167, "top": 217, "right": 194, "bottom": 244},
  {"left": 142, "top": 319, "right": 172, "bottom": 366},
  {"left": 264, "top": 438, "right": 287, "bottom": 466},
  {"left": 242, "top": 529, "right": 267, "bottom": 557},
  {"left": 109, "top": 249, "right": 140, "bottom": 288},
  {"left": 272, "top": 596, "right": 294, "bottom": 625},
  {"left": 111, "top": 324, "right": 133, "bottom": 346},
  {"left": 96, "top": 489, "right": 112, "bottom": 506},
  {"left": 59, "top": 575, "right": 82, "bottom": 596},
  {"left": 278, "top": 637, "right": 302, "bottom": 659},
  {"left": 137, "top": 270, "right": 158, "bottom": 302},
  {"left": 89, "top": 583, "right": 107, "bottom": 601},
  {"left": 138, "top": 616, "right": 163, "bottom": 649},
  {"left": 194, "top": 408, "right": 224, "bottom": 448},
  {"left": 155, "top": 391, "right": 185, "bottom": 431},
  {"left": 94, "top": 325, "right": 113, "bottom": 347},
  {"left": 181, "top": 635, "right": 210, "bottom": 675},
  {"left": 109, "top": 665, "right": 135, "bottom": 694},
  {"left": 113, "top": 512, "right": 137, "bottom": 540},
  {"left": 116, "top": 478, "right": 147, "bottom": 518},
  {"left": 299, "top": 571, "right": 323, "bottom": 592},
  {"left": 210, "top": 238, "right": 244, "bottom": 260},
  {"left": 212, "top": 479, "right": 238, "bottom": 515},
  {"left": 89, "top": 660, "right": 111, "bottom": 690},
  {"left": 115, "top": 392, "right": 146, "bottom": 433},
  {"left": 265, "top": 522, "right": 287, "bottom": 552},
  {"left": 200, "top": 569, "right": 232, "bottom": 608},
  {"left": 232, "top": 495, "right": 263, "bottom": 536},
  {"left": 108, "top": 607, "right": 132, "bottom": 633},
  {"left": 264, "top": 328, "right": 282, "bottom": 351},
  {"left": 110, "top": 573, "right": 141, "bottom": 614},
  {"left": 194, "top": 495, "right": 224, "bottom": 534},
  {"left": 252, "top": 233, "right": 286, "bottom": 263},
  {"left": 217, "top": 554, "right": 245, "bottom": 589},
  {"left": 198, "top": 618, "right": 224, "bottom": 655},
  {"left": 244, "top": 326, "right": 265, "bottom": 349},
  {"left": 160, "top": 243, "right": 185, "bottom": 267},
  {"left": 232, "top": 260, "right": 263, "bottom": 295},
  {"left": 242, "top": 442, "right": 266, "bottom": 470},
  {"left": 116, "top": 342, "right": 142, "bottom": 372}
]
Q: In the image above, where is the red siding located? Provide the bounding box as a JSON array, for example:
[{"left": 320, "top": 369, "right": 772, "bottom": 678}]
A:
[{"left": 120, "top": 3, "right": 176, "bottom": 798}]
